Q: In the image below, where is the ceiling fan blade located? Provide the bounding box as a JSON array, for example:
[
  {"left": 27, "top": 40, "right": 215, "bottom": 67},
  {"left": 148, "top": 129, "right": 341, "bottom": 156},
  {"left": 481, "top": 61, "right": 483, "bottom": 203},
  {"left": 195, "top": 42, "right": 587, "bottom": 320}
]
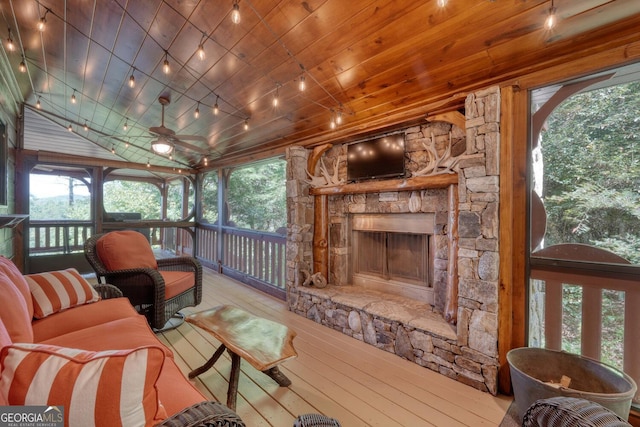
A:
[
  {"left": 149, "top": 125, "right": 175, "bottom": 136},
  {"left": 174, "top": 139, "right": 209, "bottom": 154},
  {"left": 174, "top": 134, "right": 207, "bottom": 143}
]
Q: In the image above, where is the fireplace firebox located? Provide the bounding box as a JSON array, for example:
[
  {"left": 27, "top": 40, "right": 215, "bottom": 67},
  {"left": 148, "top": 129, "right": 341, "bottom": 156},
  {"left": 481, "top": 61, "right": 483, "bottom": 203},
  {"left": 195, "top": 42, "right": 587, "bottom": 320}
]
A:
[{"left": 351, "top": 213, "right": 435, "bottom": 304}]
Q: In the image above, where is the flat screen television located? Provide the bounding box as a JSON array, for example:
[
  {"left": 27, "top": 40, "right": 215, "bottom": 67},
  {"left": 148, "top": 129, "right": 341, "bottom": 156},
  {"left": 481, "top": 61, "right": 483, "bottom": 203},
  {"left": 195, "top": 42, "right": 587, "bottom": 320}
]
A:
[{"left": 347, "top": 134, "right": 405, "bottom": 182}]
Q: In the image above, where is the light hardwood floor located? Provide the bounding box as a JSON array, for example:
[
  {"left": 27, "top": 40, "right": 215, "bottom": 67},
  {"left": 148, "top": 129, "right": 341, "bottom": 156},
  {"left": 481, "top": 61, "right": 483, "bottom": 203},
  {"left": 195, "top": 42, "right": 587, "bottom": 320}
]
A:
[{"left": 157, "top": 268, "right": 512, "bottom": 426}]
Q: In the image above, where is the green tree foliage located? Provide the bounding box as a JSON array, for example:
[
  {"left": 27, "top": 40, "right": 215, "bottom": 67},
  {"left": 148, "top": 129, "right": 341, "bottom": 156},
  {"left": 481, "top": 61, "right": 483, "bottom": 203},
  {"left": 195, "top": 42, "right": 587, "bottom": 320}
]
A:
[
  {"left": 541, "top": 81, "right": 640, "bottom": 263},
  {"left": 103, "top": 180, "right": 162, "bottom": 219},
  {"left": 29, "top": 176, "right": 90, "bottom": 220},
  {"left": 227, "top": 160, "right": 286, "bottom": 232},
  {"left": 201, "top": 172, "right": 218, "bottom": 222},
  {"left": 166, "top": 178, "right": 194, "bottom": 220}
]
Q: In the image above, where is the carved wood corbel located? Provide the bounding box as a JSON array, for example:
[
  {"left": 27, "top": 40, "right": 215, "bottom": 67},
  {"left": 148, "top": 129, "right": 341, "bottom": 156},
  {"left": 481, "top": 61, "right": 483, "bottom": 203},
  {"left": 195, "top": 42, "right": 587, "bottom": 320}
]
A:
[{"left": 426, "top": 111, "right": 466, "bottom": 130}]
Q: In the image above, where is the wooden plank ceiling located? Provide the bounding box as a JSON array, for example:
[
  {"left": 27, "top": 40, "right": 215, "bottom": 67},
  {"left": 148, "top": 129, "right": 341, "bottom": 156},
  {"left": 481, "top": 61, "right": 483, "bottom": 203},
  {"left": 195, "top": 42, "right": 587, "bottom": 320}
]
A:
[{"left": 1, "top": 0, "right": 639, "bottom": 171}]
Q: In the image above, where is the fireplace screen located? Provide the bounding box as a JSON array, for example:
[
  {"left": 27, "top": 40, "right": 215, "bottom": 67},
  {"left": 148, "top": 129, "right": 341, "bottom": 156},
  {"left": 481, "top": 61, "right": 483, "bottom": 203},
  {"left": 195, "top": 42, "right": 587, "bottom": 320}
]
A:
[{"left": 354, "top": 231, "right": 429, "bottom": 286}]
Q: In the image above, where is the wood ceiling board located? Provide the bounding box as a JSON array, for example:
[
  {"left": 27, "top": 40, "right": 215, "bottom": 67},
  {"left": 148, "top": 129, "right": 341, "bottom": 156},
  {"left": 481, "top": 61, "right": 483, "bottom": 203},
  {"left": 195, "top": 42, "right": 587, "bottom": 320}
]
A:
[
  {"left": 484, "top": 7, "right": 640, "bottom": 81},
  {"left": 89, "top": 0, "right": 125, "bottom": 50},
  {"left": 125, "top": 0, "right": 163, "bottom": 31}
]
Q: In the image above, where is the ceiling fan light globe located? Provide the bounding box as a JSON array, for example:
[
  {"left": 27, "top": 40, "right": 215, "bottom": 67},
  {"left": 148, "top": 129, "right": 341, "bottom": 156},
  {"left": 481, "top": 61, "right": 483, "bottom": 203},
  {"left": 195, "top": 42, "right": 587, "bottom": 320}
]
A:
[{"left": 152, "top": 139, "right": 174, "bottom": 154}]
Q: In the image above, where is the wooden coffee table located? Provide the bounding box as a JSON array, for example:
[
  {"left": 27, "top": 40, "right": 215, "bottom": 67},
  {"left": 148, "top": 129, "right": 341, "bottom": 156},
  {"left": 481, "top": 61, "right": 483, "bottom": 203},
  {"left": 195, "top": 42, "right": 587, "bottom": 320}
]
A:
[{"left": 186, "top": 305, "right": 297, "bottom": 410}]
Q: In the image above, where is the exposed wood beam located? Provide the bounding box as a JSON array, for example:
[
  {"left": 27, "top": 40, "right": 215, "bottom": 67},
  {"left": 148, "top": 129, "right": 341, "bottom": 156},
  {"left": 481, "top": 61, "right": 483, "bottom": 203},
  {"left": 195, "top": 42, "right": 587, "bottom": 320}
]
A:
[{"left": 26, "top": 149, "right": 198, "bottom": 175}]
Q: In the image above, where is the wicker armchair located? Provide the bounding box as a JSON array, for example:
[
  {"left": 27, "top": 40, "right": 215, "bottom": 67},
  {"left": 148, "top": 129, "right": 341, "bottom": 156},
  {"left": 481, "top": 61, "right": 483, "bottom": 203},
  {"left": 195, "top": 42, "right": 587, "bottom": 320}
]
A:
[{"left": 84, "top": 231, "right": 203, "bottom": 330}]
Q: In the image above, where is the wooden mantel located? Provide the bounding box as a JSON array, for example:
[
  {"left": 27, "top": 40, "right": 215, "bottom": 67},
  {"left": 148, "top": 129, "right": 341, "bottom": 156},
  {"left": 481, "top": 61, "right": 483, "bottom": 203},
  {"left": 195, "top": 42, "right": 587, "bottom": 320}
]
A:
[{"left": 309, "top": 173, "right": 459, "bottom": 196}]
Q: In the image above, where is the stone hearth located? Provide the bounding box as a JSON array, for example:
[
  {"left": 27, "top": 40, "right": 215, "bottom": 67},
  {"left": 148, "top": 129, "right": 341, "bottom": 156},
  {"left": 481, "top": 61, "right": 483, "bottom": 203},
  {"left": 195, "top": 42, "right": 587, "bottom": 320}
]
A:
[{"left": 285, "top": 87, "right": 501, "bottom": 394}]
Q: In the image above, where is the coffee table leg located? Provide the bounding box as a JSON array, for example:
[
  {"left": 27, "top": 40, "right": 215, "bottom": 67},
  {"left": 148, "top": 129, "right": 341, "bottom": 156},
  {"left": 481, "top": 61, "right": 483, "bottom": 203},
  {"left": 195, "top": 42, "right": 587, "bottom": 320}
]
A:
[
  {"left": 263, "top": 366, "right": 292, "bottom": 387},
  {"left": 189, "top": 344, "right": 227, "bottom": 379},
  {"left": 227, "top": 352, "right": 242, "bottom": 411}
]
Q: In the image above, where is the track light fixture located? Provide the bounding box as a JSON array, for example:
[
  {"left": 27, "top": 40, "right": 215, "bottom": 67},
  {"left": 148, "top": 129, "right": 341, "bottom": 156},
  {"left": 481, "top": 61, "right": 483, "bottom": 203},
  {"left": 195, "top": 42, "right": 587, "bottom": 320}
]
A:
[
  {"left": 111, "top": 146, "right": 115, "bottom": 154},
  {"left": 6, "top": 28, "right": 14, "bottom": 51},
  {"left": 123, "top": 119, "right": 128, "bottom": 131},
  {"left": 129, "top": 69, "right": 136, "bottom": 88},
  {"left": 147, "top": 159, "right": 150, "bottom": 168},
  {"left": 36, "top": 97, "right": 41, "bottom": 109},
  {"left": 18, "top": 57, "right": 26, "bottom": 73},
  {"left": 83, "top": 122, "right": 89, "bottom": 131},
  {"left": 545, "top": 0, "right": 557, "bottom": 30},
  {"left": 213, "top": 96, "right": 219, "bottom": 115},
  {"left": 197, "top": 33, "right": 206, "bottom": 61},
  {"left": 197, "top": 43, "right": 205, "bottom": 61},
  {"left": 37, "top": 9, "right": 50, "bottom": 32},
  {"left": 163, "top": 51, "right": 170, "bottom": 74},
  {"left": 231, "top": 1, "right": 241, "bottom": 24},
  {"left": 68, "top": 124, "right": 73, "bottom": 132},
  {"left": 71, "top": 89, "right": 77, "bottom": 104},
  {"left": 194, "top": 102, "right": 200, "bottom": 119}
]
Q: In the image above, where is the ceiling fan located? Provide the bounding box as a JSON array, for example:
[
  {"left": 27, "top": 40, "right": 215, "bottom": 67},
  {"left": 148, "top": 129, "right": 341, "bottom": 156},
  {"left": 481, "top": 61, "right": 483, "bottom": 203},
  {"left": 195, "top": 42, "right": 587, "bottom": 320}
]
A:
[{"left": 148, "top": 96, "right": 209, "bottom": 156}]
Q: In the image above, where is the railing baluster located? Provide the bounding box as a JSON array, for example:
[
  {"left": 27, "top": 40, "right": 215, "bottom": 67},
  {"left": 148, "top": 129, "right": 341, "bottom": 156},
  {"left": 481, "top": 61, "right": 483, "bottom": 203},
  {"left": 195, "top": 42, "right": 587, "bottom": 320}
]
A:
[
  {"left": 544, "top": 278, "right": 563, "bottom": 351},
  {"left": 624, "top": 288, "right": 640, "bottom": 402},
  {"left": 581, "top": 286, "right": 602, "bottom": 360}
]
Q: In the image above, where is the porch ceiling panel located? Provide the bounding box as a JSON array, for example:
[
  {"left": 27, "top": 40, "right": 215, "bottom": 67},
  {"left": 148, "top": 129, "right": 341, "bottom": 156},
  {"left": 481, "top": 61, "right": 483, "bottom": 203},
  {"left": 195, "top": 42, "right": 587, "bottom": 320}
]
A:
[{"left": 1, "top": 0, "right": 639, "bottom": 171}]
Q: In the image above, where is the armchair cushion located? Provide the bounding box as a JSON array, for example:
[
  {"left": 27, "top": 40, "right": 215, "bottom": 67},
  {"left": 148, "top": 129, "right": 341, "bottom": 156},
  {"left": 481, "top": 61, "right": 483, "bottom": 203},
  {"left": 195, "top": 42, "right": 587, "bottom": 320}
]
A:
[
  {"left": 96, "top": 230, "right": 158, "bottom": 271},
  {"left": 0, "top": 343, "right": 167, "bottom": 427},
  {"left": 25, "top": 268, "right": 101, "bottom": 319},
  {"left": 160, "top": 271, "right": 197, "bottom": 299},
  {"left": 0, "top": 271, "right": 33, "bottom": 343}
]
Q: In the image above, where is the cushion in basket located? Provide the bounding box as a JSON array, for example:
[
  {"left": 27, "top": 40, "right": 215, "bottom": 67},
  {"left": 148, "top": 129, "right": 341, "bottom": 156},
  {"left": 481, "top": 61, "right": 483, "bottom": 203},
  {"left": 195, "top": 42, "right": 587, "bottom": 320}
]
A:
[
  {"left": 0, "top": 270, "right": 34, "bottom": 343},
  {"left": 0, "top": 343, "right": 167, "bottom": 427},
  {"left": 25, "top": 268, "right": 101, "bottom": 319},
  {"left": 96, "top": 230, "right": 158, "bottom": 271},
  {"left": 0, "top": 256, "right": 34, "bottom": 317}
]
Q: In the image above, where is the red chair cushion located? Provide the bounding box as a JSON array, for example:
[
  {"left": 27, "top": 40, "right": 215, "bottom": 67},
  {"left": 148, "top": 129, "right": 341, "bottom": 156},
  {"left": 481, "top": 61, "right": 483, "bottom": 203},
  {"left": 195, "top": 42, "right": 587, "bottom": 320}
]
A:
[{"left": 96, "top": 230, "right": 158, "bottom": 271}]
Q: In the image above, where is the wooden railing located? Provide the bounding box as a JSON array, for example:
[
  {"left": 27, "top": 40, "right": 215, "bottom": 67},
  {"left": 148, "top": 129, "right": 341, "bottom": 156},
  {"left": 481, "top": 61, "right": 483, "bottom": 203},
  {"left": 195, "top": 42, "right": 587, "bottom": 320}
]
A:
[
  {"left": 195, "top": 224, "right": 286, "bottom": 295},
  {"left": 27, "top": 219, "right": 286, "bottom": 298},
  {"left": 29, "top": 220, "right": 94, "bottom": 254},
  {"left": 530, "top": 258, "right": 640, "bottom": 404}
]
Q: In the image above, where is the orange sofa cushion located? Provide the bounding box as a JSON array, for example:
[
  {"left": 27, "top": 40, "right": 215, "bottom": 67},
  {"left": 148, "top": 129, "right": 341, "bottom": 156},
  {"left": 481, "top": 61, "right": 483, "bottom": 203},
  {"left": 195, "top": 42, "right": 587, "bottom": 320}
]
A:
[
  {"left": 0, "top": 271, "right": 33, "bottom": 344},
  {"left": 156, "top": 358, "right": 206, "bottom": 417},
  {"left": 26, "top": 268, "right": 101, "bottom": 319},
  {"left": 39, "top": 315, "right": 173, "bottom": 358},
  {"left": 96, "top": 230, "right": 158, "bottom": 271},
  {"left": 0, "top": 256, "right": 34, "bottom": 317},
  {"left": 32, "top": 297, "right": 140, "bottom": 342},
  {"left": 0, "top": 321, "right": 8, "bottom": 405},
  {"left": 160, "top": 271, "right": 196, "bottom": 299},
  {"left": 0, "top": 343, "right": 166, "bottom": 427}
]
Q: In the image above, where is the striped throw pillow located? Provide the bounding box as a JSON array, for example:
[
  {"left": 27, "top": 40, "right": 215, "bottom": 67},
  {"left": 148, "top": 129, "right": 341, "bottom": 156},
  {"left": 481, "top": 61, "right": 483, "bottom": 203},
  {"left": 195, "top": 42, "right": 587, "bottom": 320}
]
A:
[
  {"left": 0, "top": 343, "right": 166, "bottom": 427},
  {"left": 26, "top": 268, "right": 101, "bottom": 319}
]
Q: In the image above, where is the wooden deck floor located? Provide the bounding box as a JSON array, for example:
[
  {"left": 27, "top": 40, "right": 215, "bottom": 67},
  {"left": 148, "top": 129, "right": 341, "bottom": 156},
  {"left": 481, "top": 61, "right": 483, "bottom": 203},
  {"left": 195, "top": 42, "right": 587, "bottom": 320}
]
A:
[{"left": 157, "top": 267, "right": 512, "bottom": 426}]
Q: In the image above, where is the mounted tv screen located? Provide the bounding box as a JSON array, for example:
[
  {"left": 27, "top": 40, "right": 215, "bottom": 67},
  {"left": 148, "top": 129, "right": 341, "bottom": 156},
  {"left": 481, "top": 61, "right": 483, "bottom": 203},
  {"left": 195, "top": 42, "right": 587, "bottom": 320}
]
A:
[{"left": 347, "top": 135, "right": 405, "bottom": 182}]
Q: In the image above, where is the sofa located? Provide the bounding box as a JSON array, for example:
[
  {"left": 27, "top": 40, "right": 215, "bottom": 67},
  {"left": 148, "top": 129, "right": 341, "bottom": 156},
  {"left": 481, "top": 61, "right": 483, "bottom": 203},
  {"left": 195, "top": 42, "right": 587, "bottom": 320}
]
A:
[{"left": 0, "top": 255, "right": 244, "bottom": 427}]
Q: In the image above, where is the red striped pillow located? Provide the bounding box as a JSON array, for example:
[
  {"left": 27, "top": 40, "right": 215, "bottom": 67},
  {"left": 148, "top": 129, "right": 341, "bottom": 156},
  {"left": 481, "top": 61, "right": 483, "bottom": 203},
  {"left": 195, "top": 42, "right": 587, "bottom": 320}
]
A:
[
  {"left": 0, "top": 343, "right": 166, "bottom": 427},
  {"left": 26, "top": 268, "right": 101, "bottom": 319}
]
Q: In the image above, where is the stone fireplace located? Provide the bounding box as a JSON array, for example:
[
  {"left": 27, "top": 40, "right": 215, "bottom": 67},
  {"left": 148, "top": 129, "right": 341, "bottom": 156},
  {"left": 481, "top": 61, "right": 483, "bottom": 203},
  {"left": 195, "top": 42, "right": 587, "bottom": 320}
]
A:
[{"left": 285, "top": 87, "right": 501, "bottom": 395}]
